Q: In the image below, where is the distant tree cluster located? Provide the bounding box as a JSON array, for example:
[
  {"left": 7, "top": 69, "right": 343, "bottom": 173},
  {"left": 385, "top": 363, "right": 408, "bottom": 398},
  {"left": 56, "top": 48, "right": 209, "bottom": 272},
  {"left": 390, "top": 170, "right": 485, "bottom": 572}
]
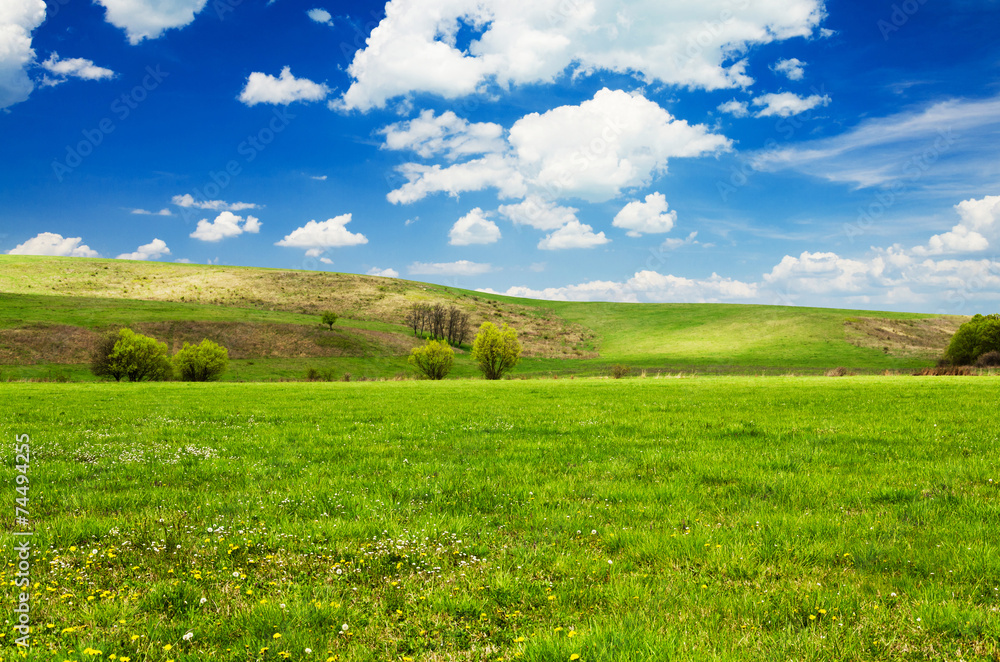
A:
[
  {"left": 945, "top": 313, "right": 1000, "bottom": 365},
  {"left": 91, "top": 329, "right": 229, "bottom": 382},
  {"left": 405, "top": 303, "right": 471, "bottom": 347}
]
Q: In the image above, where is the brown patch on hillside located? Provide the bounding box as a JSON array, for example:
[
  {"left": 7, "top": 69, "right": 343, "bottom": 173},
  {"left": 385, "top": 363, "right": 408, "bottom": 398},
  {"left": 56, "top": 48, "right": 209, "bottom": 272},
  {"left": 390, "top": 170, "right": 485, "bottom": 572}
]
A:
[
  {"left": 0, "top": 258, "right": 600, "bottom": 359},
  {"left": 0, "top": 324, "right": 97, "bottom": 364},
  {"left": 844, "top": 316, "right": 966, "bottom": 359}
]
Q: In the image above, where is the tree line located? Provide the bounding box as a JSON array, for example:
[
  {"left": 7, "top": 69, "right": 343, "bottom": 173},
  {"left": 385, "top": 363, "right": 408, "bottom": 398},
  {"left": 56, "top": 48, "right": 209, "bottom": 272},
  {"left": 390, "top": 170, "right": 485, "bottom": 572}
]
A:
[{"left": 405, "top": 303, "right": 471, "bottom": 347}]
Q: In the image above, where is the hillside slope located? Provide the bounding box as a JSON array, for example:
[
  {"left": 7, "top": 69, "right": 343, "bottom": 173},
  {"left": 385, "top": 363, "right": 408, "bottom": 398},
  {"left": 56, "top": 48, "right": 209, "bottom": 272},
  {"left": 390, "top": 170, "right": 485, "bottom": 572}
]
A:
[{"left": 0, "top": 255, "right": 966, "bottom": 376}]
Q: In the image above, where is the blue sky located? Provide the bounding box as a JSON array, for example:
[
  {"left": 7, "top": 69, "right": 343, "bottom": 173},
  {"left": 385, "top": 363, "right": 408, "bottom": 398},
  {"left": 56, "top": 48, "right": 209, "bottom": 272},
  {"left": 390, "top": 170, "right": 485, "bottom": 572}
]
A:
[{"left": 2, "top": 0, "right": 999, "bottom": 314}]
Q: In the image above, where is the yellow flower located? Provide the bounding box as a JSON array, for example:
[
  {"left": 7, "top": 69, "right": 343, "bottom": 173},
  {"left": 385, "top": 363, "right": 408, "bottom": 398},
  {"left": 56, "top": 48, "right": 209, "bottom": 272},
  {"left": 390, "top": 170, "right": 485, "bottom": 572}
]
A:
[
  {"left": 273, "top": 633, "right": 282, "bottom": 639},
  {"left": 514, "top": 636, "right": 525, "bottom": 643},
  {"left": 162, "top": 644, "right": 173, "bottom": 652},
  {"left": 809, "top": 615, "right": 816, "bottom": 621},
  {"left": 570, "top": 655, "right": 580, "bottom": 661},
  {"left": 818, "top": 609, "right": 827, "bottom": 614},
  {"left": 130, "top": 635, "right": 140, "bottom": 642}
]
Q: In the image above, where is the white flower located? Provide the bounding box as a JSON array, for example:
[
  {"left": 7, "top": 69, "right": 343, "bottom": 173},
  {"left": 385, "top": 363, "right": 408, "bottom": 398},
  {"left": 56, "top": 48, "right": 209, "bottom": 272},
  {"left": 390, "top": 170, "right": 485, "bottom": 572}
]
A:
[
  {"left": 183, "top": 632, "right": 193, "bottom": 641},
  {"left": 233, "top": 571, "right": 240, "bottom": 577},
  {"left": 305, "top": 649, "right": 312, "bottom": 654},
  {"left": 199, "top": 597, "right": 207, "bottom": 604},
  {"left": 280, "top": 603, "right": 286, "bottom": 609},
  {"left": 591, "top": 530, "right": 597, "bottom": 535},
  {"left": 341, "top": 623, "right": 349, "bottom": 632},
  {"left": 890, "top": 592, "right": 896, "bottom": 597}
]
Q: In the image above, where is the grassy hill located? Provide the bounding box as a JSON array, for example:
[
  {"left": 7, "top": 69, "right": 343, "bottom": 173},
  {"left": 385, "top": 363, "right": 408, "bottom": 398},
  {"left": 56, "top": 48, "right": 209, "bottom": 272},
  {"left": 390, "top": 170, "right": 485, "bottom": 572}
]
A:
[{"left": 0, "top": 255, "right": 966, "bottom": 380}]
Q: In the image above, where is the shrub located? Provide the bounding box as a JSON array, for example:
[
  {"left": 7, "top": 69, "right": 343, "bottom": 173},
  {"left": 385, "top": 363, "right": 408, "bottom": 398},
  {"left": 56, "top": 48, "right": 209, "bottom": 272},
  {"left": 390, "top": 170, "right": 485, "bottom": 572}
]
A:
[
  {"left": 471, "top": 322, "right": 522, "bottom": 380},
  {"left": 975, "top": 350, "right": 1000, "bottom": 367},
  {"left": 945, "top": 313, "right": 1000, "bottom": 365},
  {"left": 321, "top": 311, "right": 338, "bottom": 330},
  {"left": 98, "top": 329, "right": 171, "bottom": 382},
  {"left": 90, "top": 328, "right": 126, "bottom": 381},
  {"left": 611, "top": 364, "right": 632, "bottom": 379},
  {"left": 173, "top": 340, "right": 229, "bottom": 381},
  {"left": 408, "top": 339, "right": 455, "bottom": 380}
]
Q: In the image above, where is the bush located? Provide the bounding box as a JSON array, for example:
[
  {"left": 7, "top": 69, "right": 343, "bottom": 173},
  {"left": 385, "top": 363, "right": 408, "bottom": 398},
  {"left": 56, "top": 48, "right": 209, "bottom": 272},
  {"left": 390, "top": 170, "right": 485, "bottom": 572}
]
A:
[
  {"left": 173, "top": 339, "right": 229, "bottom": 381},
  {"left": 975, "top": 350, "right": 1000, "bottom": 367},
  {"left": 95, "top": 329, "right": 171, "bottom": 382},
  {"left": 471, "top": 322, "right": 522, "bottom": 380},
  {"left": 408, "top": 339, "right": 455, "bottom": 380},
  {"left": 321, "top": 311, "right": 338, "bottom": 330},
  {"left": 611, "top": 364, "right": 632, "bottom": 379},
  {"left": 90, "top": 328, "right": 126, "bottom": 381},
  {"left": 945, "top": 313, "right": 1000, "bottom": 365}
]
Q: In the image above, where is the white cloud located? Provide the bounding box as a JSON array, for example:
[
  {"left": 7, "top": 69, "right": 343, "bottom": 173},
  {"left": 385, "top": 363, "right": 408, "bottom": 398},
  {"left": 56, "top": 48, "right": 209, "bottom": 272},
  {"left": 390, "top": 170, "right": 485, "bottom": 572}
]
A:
[
  {"left": 130, "top": 208, "right": 173, "bottom": 216},
  {"left": 662, "top": 231, "right": 699, "bottom": 250},
  {"left": 386, "top": 88, "right": 730, "bottom": 205},
  {"left": 368, "top": 266, "right": 400, "bottom": 278},
  {"left": 189, "top": 211, "right": 261, "bottom": 242},
  {"left": 771, "top": 58, "right": 805, "bottom": 81},
  {"left": 7, "top": 232, "right": 99, "bottom": 257},
  {"left": 912, "top": 194, "right": 1000, "bottom": 256},
  {"left": 538, "top": 220, "right": 608, "bottom": 250},
  {"left": 95, "top": 0, "right": 208, "bottom": 45},
  {"left": 763, "top": 250, "right": 882, "bottom": 294},
  {"left": 752, "top": 92, "right": 830, "bottom": 118},
  {"left": 307, "top": 8, "right": 332, "bottom": 25},
  {"left": 340, "top": 0, "right": 825, "bottom": 111},
  {"left": 238, "top": 67, "right": 329, "bottom": 106},
  {"left": 613, "top": 192, "right": 677, "bottom": 237},
  {"left": 381, "top": 110, "right": 505, "bottom": 160},
  {"left": 409, "top": 260, "right": 493, "bottom": 276},
  {"left": 751, "top": 95, "right": 1000, "bottom": 190},
  {"left": 717, "top": 99, "right": 749, "bottom": 118},
  {"left": 449, "top": 208, "right": 501, "bottom": 246},
  {"left": 171, "top": 194, "right": 259, "bottom": 212},
  {"left": 40, "top": 53, "right": 115, "bottom": 87},
  {"left": 0, "top": 0, "right": 45, "bottom": 110},
  {"left": 310, "top": 175, "right": 328, "bottom": 181},
  {"left": 319, "top": 257, "right": 334, "bottom": 265},
  {"left": 174, "top": 258, "right": 191, "bottom": 263},
  {"left": 483, "top": 270, "right": 757, "bottom": 303},
  {"left": 498, "top": 196, "right": 579, "bottom": 231},
  {"left": 116, "top": 238, "right": 170, "bottom": 261},
  {"left": 275, "top": 215, "right": 368, "bottom": 256}
]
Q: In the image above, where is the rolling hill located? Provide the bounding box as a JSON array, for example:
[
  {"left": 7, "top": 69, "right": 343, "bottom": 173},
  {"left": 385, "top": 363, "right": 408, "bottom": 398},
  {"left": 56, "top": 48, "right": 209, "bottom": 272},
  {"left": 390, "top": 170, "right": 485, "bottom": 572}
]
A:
[{"left": 0, "top": 255, "right": 966, "bottom": 380}]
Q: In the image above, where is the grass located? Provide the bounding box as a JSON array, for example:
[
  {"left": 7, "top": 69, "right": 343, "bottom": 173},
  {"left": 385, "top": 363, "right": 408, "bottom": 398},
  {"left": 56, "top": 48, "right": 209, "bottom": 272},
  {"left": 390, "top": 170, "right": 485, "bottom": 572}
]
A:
[{"left": 2, "top": 376, "right": 999, "bottom": 660}]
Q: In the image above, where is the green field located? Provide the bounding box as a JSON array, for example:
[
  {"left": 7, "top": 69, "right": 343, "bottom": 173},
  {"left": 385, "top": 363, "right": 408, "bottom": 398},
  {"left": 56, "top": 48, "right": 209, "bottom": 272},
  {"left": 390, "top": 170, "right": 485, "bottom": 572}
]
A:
[{"left": 2, "top": 377, "right": 999, "bottom": 661}]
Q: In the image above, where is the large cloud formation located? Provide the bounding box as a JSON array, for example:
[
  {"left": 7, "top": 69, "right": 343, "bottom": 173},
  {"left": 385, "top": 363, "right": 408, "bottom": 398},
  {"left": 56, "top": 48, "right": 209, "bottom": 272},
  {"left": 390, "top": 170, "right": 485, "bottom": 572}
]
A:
[{"left": 341, "top": 0, "right": 825, "bottom": 111}]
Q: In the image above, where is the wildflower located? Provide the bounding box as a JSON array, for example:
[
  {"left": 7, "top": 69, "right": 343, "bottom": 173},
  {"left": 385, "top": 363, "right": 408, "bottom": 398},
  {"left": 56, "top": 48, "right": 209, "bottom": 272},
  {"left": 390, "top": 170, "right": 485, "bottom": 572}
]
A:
[
  {"left": 570, "top": 655, "right": 580, "bottom": 661},
  {"left": 341, "top": 624, "right": 349, "bottom": 632},
  {"left": 273, "top": 633, "right": 282, "bottom": 639},
  {"left": 200, "top": 597, "right": 207, "bottom": 604},
  {"left": 305, "top": 649, "right": 312, "bottom": 654},
  {"left": 162, "top": 645, "right": 172, "bottom": 652},
  {"left": 183, "top": 632, "right": 193, "bottom": 641}
]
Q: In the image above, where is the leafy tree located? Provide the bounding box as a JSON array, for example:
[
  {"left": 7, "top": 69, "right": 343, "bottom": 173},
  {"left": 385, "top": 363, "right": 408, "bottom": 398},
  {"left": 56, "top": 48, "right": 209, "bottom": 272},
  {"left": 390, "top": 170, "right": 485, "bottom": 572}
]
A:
[
  {"left": 98, "top": 329, "right": 171, "bottom": 382},
  {"left": 471, "top": 322, "right": 522, "bottom": 380},
  {"left": 945, "top": 313, "right": 1000, "bottom": 365},
  {"left": 90, "top": 328, "right": 127, "bottom": 381},
  {"left": 408, "top": 339, "right": 454, "bottom": 380},
  {"left": 173, "top": 339, "right": 229, "bottom": 382},
  {"left": 321, "top": 311, "right": 338, "bottom": 330}
]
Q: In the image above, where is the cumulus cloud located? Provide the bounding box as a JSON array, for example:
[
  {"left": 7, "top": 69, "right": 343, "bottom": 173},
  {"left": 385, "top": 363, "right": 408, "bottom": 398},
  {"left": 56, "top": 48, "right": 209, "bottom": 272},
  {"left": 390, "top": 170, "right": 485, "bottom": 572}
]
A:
[
  {"left": 340, "top": 0, "right": 825, "bottom": 111},
  {"left": 497, "top": 196, "right": 579, "bottom": 231},
  {"left": 408, "top": 260, "right": 493, "bottom": 276},
  {"left": 189, "top": 211, "right": 261, "bottom": 242},
  {"left": 763, "top": 250, "right": 881, "bottom": 294},
  {"left": 40, "top": 53, "right": 116, "bottom": 87},
  {"left": 171, "top": 194, "right": 258, "bottom": 212},
  {"left": 275, "top": 215, "right": 368, "bottom": 256},
  {"left": 771, "top": 58, "right": 805, "bottom": 81},
  {"left": 386, "top": 88, "right": 730, "bottom": 205},
  {"left": 912, "top": 194, "right": 1000, "bottom": 256},
  {"left": 307, "top": 8, "right": 332, "bottom": 25},
  {"left": 482, "top": 270, "right": 757, "bottom": 303},
  {"left": 238, "top": 67, "right": 329, "bottom": 106},
  {"left": 381, "top": 110, "right": 505, "bottom": 160},
  {"left": 717, "top": 99, "right": 749, "bottom": 118},
  {"left": 116, "top": 238, "right": 170, "bottom": 261},
  {"left": 537, "top": 220, "right": 608, "bottom": 250},
  {"left": 0, "top": 0, "right": 45, "bottom": 110},
  {"left": 613, "top": 192, "right": 677, "bottom": 237},
  {"left": 130, "top": 208, "right": 173, "bottom": 216},
  {"left": 662, "top": 231, "right": 699, "bottom": 250},
  {"left": 7, "top": 232, "right": 99, "bottom": 257},
  {"left": 95, "top": 0, "right": 208, "bottom": 44},
  {"left": 449, "top": 208, "right": 501, "bottom": 246},
  {"left": 368, "top": 266, "right": 400, "bottom": 278},
  {"left": 753, "top": 92, "right": 830, "bottom": 118}
]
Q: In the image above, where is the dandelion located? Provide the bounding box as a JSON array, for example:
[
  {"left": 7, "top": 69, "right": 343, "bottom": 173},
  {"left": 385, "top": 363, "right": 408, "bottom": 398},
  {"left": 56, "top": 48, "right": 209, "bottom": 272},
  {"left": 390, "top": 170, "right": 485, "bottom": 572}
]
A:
[
  {"left": 183, "top": 632, "right": 193, "bottom": 641},
  {"left": 341, "top": 624, "right": 349, "bottom": 632},
  {"left": 570, "top": 655, "right": 580, "bottom": 661},
  {"left": 305, "top": 649, "right": 312, "bottom": 654},
  {"left": 162, "top": 645, "right": 172, "bottom": 652},
  {"left": 200, "top": 597, "right": 207, "bottom": 604},
  {"left": 273, "top": 633, "right": 282, "bottom": 639},
  {"left": 514, "top": 636, "right": 525, "bottom": 643}
]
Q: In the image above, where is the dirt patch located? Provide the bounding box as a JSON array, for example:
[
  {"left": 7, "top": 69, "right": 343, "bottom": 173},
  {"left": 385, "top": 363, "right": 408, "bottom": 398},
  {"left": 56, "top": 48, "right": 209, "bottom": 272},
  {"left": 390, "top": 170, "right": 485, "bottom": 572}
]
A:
[
  {"left": 844, "top": 316, "right": 966, "bottom": 359},
  {"left": 0, "top": 324, "right": 97, "bottom": 364}
]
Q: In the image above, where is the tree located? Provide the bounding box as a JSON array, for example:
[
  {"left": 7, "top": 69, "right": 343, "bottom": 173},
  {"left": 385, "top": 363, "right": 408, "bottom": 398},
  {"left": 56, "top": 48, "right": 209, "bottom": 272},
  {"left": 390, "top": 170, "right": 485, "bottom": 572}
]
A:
[
  {"left": 98, "top": 329, "right": 172, "bottom": 382},
  {"left": 321, "top": 311, "right": 338, "bottom": 330},
  {"left": 173, "top": 339, "right": 229, "bottom": 381},
  {"left": 408, "top": 339, "right": 454, "bottom": 380},
  {"left": 945, "top": 313, "right": 1000, "bottom": 365},
  {"left": 90, "top": 328, "right": 127, "bottom": 381},
  {"left": 471, "top": 322, "right": 522, "bottom": 380}
]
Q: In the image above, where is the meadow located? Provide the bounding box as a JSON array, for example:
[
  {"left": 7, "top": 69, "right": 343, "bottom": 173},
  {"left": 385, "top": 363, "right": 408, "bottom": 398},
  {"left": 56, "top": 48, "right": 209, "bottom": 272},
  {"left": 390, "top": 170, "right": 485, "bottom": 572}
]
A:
[{"left": 2, "top": 376, "right": 999, "bottom": 661}]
